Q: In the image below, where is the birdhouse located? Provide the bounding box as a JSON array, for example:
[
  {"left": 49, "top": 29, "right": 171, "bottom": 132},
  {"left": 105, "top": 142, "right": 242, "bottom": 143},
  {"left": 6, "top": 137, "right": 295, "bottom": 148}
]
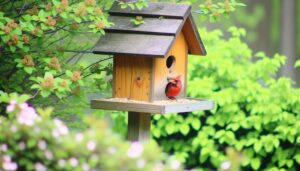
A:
[{"left": 91, "top": 2, "right": 214, "bottom": 141}]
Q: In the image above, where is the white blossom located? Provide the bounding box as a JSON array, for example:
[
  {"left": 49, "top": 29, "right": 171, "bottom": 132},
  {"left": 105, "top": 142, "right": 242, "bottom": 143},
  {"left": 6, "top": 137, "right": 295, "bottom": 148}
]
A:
[
  {"left": 38, "top": 140, "right": 47, "bottom": 150},
  {"left": 152, "top": 163, "right": 164, "bottom": 171},
  {"left": 127, "top": 142, "right": 144, "bottom": 158},
  {"left": 52, "top": 129, "right": 60, "bottom": 138},
  {"left": 44, "top": 150, "right": 53, "bottom": 160},
  {"left": 1, "top": 144, "right": 8, "bottom": 152},
  {"left": 69, "top": 157, "right": 78, "bottom": 167},
  {"left": 82, "top": 163, "right": 90, "bottom": 171},
  {"left": 107, "top": 146, "right": 116, "bottom": 154},
  {"left": 58, "top": 159, "right": 66, "bottom": 167},
  {"left": 19, "top": 142, "right": 26, "bottom": 150},
  {"left": 10, "top": 125, "right": 17, "bottom": 132},
  {"left": 220, "top": 161, "right": 231, "bottom": 170},
  {"left": 136, "top": 159, "right": 145, "bottom": 168},
  {"left": 75, "top": 133, "right": 84, "bottom": 142},
  {"left": 86, "top": 140, "right": 96, "bottom": 151},
  {"left": 53, "top": 119, "right": 69, "bottom": 137},
  {"left": 34, "top": 126, "right": 41, "bottom": 133},
  {"left": 170, "top": 160, "right": 181, "bottom": 170},
  {"left": 91, "top": 154, "right": 99, "bottom": 161},
  {"left": 35, "top": 162, "right": 47, "bottom": 171}
]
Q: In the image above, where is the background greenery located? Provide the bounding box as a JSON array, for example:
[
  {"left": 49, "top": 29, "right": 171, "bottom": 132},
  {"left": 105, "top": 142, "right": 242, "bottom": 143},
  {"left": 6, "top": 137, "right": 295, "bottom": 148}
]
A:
[{"left": 1, "top": 0, "right": 300, "bottom": 171}]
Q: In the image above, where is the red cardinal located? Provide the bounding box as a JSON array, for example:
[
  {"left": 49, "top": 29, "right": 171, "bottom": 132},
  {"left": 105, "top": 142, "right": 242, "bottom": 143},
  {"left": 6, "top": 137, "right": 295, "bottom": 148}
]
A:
[{"left": 165, "top": 75, "right": 182, "bottom": 100}]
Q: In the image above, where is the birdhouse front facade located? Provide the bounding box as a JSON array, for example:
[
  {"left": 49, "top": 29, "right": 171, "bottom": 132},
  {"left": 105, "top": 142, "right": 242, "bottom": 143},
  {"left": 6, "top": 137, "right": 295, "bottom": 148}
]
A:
[{"left": 93, "top": 2, "right": 206, "bottom": 102}]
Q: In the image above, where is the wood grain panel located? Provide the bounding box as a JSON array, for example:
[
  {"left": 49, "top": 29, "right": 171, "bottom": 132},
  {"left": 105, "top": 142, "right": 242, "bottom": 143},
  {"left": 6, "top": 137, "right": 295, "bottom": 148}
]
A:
[
  {"left": 106, "top": 16, "right": 183, "bottom": 36},
  {"left": 93, "top": 33, "right": 175, "bottom": 57},
  {"left": 182, "top": 14, "right": 207, "bottom": 55},
  {"left": 113, "top": 55, "right": 152, "bottom": 101},
  {"left": 113, "top": 55, "right": 132, "bottom": 98},
  {"left": 152, "top": 31, "right": 187, "bottom": 101},
  {"left": 128, "top": 112, "right": 151, "bottom": 142}
]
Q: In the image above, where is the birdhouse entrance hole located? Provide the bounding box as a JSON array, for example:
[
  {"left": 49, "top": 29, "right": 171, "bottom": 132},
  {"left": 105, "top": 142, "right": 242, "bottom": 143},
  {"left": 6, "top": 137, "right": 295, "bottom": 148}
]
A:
[{"left": 166, "top": 55, "right": 176, "bottom": 69}]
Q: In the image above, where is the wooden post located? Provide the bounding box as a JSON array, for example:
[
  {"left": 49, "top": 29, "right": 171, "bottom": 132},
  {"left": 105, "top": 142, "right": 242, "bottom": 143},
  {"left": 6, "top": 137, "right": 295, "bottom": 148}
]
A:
[{"left": 128, "top": 112, "right": 151, "bottom": 142}]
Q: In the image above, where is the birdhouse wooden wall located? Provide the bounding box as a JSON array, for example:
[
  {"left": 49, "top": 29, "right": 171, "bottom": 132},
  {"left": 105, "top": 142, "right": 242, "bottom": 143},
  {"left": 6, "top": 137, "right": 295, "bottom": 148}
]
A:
[
  {"left": 113, "top": 31, "right": 188, "bottom": 102},
  {"left": 151, "top": 32, "right": 187, "bottom": 101}
]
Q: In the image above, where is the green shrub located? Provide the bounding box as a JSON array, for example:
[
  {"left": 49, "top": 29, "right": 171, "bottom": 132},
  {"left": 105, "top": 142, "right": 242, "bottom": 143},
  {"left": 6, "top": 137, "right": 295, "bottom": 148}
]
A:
[
  {"left": 151, "top": 27, "right": 300, "bottom": 170},
  {"left": 0, "top": 93, "right": 182, "bottom": 171}
]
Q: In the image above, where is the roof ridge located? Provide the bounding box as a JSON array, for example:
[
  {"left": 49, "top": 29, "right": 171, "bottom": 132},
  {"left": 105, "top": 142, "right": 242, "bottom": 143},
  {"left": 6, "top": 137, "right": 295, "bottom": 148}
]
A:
[{"left": 109, "top": 2, "right": 191, "bottom": 20}]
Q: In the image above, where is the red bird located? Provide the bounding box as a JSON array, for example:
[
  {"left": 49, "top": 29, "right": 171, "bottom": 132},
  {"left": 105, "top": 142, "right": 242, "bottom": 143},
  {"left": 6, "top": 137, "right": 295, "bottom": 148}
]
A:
[{"left": 165, "top": 75, "right": 182, "bottom": 100}]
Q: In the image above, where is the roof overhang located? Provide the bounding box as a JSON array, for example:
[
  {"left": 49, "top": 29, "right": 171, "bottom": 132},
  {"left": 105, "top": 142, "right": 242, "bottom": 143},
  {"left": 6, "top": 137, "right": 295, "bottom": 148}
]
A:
[{"left": 93, "top": 2, "right": 206, "bottom": 57}]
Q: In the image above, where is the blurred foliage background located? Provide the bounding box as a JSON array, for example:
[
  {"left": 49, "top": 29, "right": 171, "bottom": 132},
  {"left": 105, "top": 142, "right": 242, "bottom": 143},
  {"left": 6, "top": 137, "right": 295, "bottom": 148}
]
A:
[{"left": 1, "top": 0, "right": 300, "bottom": 170}]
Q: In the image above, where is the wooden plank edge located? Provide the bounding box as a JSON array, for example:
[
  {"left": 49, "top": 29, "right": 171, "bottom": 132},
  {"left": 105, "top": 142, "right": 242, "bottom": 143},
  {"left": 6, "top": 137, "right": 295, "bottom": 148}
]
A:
[
  {"left": 108, "top": 13, "right": 185, "bottom": 20},
  {"left": 91, "top": 99, "right": 164, "bottom": 113},
  {"left": 163, "top": 99, "right": 214, "bottom": 114},
  {"left": 105, "top": 29, "right": 177, "bottom": 36},
  {"left": 92, "top": 51, "right": 166, "bottom": 58},
  {"left": 187, "top": 14, "right": 207, "bottom": 56},
  {"left": 91, "top": 98, "right": 214, "bottom": 114}
]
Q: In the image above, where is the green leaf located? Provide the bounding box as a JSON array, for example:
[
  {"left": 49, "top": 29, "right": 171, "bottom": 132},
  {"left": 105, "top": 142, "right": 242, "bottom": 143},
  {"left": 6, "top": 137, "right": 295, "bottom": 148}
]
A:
[
  {"left": 191, "top": 119, "right": 201, "bottom": 130},
  {"left": 40, "top": 90, "right": 51, "bottom": 97},
  {"left": 30, "top": 84, "right": 40, "bottom": 90},
  {"left": 166, "top": 124, "right": 175, "bottom": 135},
  {"left": 24, "top": 67, "right": 34, "bottom": 74},
  {"left": 251, "top": 158, "right": 261, "bottom": 170},
  {"left": 294, "top": 60, "right": 300, "bottom": 68},
  {"left": 180, "top": 124, "right": 190, "bottom": 135},
  {"left": 66, "top": 70, "right": 72, "bottom": 77},
  {"left": 254, "top": 141, "right": 262, "bottom": 153},
  {"left": 294, "top": 154, "right": 300, "bottom": 164}
]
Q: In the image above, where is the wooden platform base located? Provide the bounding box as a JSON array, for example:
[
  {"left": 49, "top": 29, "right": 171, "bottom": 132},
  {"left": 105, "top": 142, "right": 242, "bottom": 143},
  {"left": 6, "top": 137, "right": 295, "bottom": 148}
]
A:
[{"left": 91, "top": 98, "right": 214, "bottom": 114}]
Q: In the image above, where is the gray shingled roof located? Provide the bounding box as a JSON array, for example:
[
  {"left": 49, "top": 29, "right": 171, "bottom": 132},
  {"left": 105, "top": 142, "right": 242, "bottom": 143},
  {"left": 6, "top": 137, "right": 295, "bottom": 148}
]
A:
[{"left": 93, "top": 2, "right": 206, "bottom": 58}]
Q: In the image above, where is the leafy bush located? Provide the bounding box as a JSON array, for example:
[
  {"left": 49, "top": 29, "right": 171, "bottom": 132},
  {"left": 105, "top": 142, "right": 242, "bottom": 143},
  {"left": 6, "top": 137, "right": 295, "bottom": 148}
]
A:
[
  {"left": 0, "top": 0, "right": 150, "bottom": 124},
  {"left": 0, "top": 93, "right": 182, "bottom": 171},
  {"left": 150, "top": 27, "right": 300, "bottom": 170}
]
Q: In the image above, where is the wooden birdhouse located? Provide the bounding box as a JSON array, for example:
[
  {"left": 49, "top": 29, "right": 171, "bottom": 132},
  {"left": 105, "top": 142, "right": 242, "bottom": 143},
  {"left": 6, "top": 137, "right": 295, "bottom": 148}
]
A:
[{"left": 91, "top": 2, "right": 214, "bottom": 141}]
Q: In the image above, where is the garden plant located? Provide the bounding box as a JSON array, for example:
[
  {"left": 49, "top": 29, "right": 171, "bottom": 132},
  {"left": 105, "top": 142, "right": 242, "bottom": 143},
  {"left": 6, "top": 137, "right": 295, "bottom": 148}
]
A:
[{"left": 1, "top": 0, "right": 299, "bottom": 171}]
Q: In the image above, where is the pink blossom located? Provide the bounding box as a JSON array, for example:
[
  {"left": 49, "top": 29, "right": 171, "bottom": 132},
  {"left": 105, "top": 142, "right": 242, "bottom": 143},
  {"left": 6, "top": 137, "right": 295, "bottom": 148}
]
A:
[
  {"left": 52, "top": 129, "right": 60, "bottom": 138},
  {"left": 44, "top": 150, "right": 53, "bottom": 160},
  {"left": 53, "top": 119, "right": 69, "bottom": 136},
  {"left": 6, "top": 105, "right": 15, "bottom": 113},
  {"left": 6, "top": 100, "right": 17, "bottom": 113},
  {"left": 34, "top": 162, "right": 47, "bottom": 171},
  {"left": 75, "top": 133, "right": 83, "bottom": 142},
  {"left": 86, "top": 140, "right": 96, "bottom": 151},
  {"left": 38, "top": 140, "right": 47, "bottom": 150},
  {"left": 17, "top": 103, "right": 39, "bottom": 126},
  {"left": 3, "top": 155, "right": 11, "bottom": 162},
  {"left": 82, "top": 163, "right": 90, "bottom": 171},
  {"left": 19, "top": 141, "right": 26, "bottom": 150},
  {"left": 1, "top": 144, "right": 8, "bottom": 152},
  {"left": 127, "top": 142, "right": 144, "bottom": 158},
  {"left": 3, "top": 161, "right": 17, "bottom": 171},
  {"left": 69, "top": 157, "right": 78, "bottom": 167},
  {"left": 170, "top": 160, "right": 181, "bottom": 170}
]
